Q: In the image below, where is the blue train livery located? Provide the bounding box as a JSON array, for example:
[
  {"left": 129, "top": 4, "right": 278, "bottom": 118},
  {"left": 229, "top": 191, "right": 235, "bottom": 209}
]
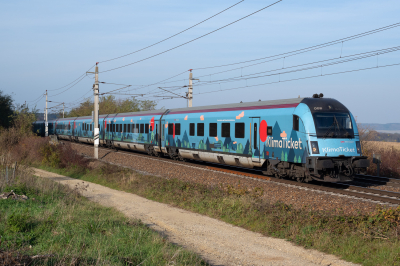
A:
[{"left": 36, "top": 95, "right": 369, "bottom": 182}]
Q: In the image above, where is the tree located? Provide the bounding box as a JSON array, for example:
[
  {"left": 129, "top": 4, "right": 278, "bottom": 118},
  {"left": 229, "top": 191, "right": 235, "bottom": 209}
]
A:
[
  {"left": 66, "top": 95, "right": 157, "bottom": 117},
  {"left": 0, "top": 90, "right": 14, "bottom": 129}
]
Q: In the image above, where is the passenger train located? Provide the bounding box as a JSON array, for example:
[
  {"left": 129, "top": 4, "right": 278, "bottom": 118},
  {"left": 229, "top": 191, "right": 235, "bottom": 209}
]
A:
[{"left": 33, "top": 94, "right": 370, "bottom": 182}]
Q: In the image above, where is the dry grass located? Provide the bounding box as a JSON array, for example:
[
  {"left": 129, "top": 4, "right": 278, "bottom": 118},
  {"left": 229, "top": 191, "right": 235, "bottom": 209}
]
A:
[{"left": 365, "top": 141, "right": 400, "bottom": 152}]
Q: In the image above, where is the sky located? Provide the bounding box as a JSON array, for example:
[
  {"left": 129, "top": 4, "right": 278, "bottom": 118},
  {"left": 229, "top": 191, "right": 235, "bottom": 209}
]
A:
[{"left": 1, "top": 0, "right": 399, "bottom": 123}]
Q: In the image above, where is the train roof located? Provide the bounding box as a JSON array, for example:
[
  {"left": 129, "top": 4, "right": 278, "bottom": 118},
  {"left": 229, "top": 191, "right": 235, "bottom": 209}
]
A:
[{"left": 49, "top": 97, "right": 348, "bottom": 122}]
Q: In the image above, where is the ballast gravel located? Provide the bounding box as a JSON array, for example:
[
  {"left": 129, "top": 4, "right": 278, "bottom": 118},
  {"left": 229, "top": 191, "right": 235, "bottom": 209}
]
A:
[
  {"left": 69, "top": 143, "right": 388, "bottom": 215},
  {"left": 33, "top": 168, "right": 359, "bottom": 266}
]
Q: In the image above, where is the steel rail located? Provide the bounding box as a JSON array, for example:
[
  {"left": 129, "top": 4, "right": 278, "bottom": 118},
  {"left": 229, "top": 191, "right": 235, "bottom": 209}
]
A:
[{"left": 64, "top": 141, "right": 400, "bottom": 206}]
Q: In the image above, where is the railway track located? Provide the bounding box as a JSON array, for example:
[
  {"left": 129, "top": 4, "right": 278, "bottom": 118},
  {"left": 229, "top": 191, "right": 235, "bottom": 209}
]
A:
[
  {"left": 353, "top": 174, "right": 400, "bottom": 188},
  {"left": 64, "top": 141, "right": 400, "bottom": 206}
]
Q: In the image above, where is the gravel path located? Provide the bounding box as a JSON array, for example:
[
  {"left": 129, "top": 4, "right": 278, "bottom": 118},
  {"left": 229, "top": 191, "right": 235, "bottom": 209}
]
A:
[
  {"left": 33, "top": 168, "right": 359, "bottom": 266},
  {"left": 70, "top": 143, "right": 387, "bottom": 215}
]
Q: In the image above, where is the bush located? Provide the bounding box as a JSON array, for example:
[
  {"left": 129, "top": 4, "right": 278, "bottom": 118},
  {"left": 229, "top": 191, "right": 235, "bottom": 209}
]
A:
[
  {"left": 362, "top": 144, "right": 400, "bottom": 177},
  {"left": 57, "top": 142, "right": 89, "bottom": 169},
  {"left": 358, "top": 124, "right": 400, "bottom": 177},
  {"left": 9, "top": 136, "right": 49, "bottom": 165}
]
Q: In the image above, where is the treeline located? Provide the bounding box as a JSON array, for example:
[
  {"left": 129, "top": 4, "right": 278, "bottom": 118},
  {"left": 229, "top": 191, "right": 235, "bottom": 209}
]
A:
[
  {"left": 65, "top": 95, "right": 158, "bottom": 118},
  {"left": 0, "top": 90, "right": 38, "bottom": 150},
  {"left": 373, "top": 132, "right": 400, "bottom": 142}
]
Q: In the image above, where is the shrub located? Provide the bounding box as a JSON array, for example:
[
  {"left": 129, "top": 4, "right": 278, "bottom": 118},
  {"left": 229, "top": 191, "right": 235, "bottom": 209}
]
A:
[
  {"left": 9, "top": 136, "right": 49, "bottom": 165},
  {"left": 40, "top": 142, "right": 61, "bottom": 168},
  {"left": 57, "top": 142, "right": 89, "bottom": 169}
]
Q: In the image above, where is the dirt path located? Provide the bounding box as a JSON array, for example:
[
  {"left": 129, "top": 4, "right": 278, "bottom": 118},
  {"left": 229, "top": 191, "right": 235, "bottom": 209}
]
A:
[{"left": 33, "top": 168, "right": 359, "bottom": 266}]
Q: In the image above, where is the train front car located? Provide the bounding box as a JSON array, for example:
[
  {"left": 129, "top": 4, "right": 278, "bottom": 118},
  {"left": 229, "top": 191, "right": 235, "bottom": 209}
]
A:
[{"left": 296, "top": 95, "right": 369, "bottom": 182}]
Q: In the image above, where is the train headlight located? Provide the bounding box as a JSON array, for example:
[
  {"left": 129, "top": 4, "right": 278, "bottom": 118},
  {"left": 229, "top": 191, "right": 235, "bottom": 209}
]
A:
[
  {"left": 310, "top": 141, "right": 320, "bottom": 154},
  {"left": 356, "top": 141, "right": 361, "bottom": 154}
]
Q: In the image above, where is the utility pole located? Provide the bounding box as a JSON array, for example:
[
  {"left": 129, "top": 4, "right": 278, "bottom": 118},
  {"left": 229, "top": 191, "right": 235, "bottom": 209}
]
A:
[
  {"left": 45, "top": 90, "right": 48, "bottom": 137},
  {"left": 87, "top": 63, "right": 100, "bottom": 159},
  {"left": 188, "top": 69, "right": 199, "bottom": 107},
  {"left": 62, "top": 102, "right": 65, "bottom": 118}
]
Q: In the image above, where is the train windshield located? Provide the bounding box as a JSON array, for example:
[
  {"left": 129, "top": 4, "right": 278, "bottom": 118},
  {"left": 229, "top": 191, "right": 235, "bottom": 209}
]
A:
[{"left": 313, "top": 112, "right": 354, "bottom": 138}]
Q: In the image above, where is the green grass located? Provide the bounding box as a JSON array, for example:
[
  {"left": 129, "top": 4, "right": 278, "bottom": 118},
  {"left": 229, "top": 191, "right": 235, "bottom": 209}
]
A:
[
  {"left": 0, "top": 171, "right": 207, "bottom": 265},
  {"left": 35, "top": 162, "right": 400, "bottom": 266}
]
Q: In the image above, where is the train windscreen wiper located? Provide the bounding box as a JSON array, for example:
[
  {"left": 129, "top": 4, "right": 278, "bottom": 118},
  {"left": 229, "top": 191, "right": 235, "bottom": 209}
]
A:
[
  {"left": 334, "top": 115, "right": 350, "bottom": 138},
  {"left": 322, "top": 120, "right": 337, "bottom": 139}
]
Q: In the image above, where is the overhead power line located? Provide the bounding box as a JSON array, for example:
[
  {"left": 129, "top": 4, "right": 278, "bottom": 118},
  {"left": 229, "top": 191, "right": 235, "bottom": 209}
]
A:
[
  {"left": 47, "top": 64, "right": 95, "bottom": 91},
  {"left": 48, "top": 75, "right": 89, "bottom": 97},
  {"left": 125, "top": 22, "right": 400, "bottom": 89},
  {"left": 193, "top": 22, "right": 400, "bottom": 70},
  {"left": 99, "top": 0, "right": 245, "bottom": 63},
  {"left": 195, "top": 62, "right": 400, "bottom": 95},
  {"left": 193, "top": 45, "right": 400, "bottom": 86},
  {"left": 100, "top": 0, "right": 283, "bottom": 73}
]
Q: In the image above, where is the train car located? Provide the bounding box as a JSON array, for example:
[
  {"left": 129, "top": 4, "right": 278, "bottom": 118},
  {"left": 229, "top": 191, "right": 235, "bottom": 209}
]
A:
[
  {"left": 43, "top": 95, "right": 369, "bottom": 182},
  {"left": 32, "top": 120, "right": 45, "bottom": 136}
]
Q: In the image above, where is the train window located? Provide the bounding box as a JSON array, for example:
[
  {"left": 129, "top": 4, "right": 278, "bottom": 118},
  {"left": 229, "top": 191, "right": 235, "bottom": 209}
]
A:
[
  {"left": 267, "top": 126, "right": 272, "bottom": 136},
  {"left": 254, "top": 123, "right": 258, "bottom": 149},
  {"left": 145, "top": 123, "right": 149, "bottom": 134},
  {"left": 222, "top": 123, "right": 230, "bottom": 138},
  {"left": 190, "top": 123, "right": 195, "bottom": 136},
  {"left": 149, "top": 125, "right": 153, "bottom": 132},
  {"left": 124, "top": 124, "right": 127, "bottom": 132},
  {"left": 90, "top": 124, "right": 92, "bottom": 131},
  {"left": 168, "top": 124, "right": 173, "bottom": 135},
  {"left": 136, "top": 124, "right": 139, "bottom": 133},
  {"left": 175, "top": 123, "right": 181, "bottom": 135},
  {"left": 293, "top": 115, "right": 299, "bottom": 131},
  {"left": 112, "top": 124, "right": 114, "bottom": 132},
  {"left": 140, "top": 124, "right": 144, "bottom": 134},
  {"left": 209, "top": 123, "right": 217, "bottom": 137},
  {"left": 235, "top": 123, "right": 245, "bottom": 138},
  {"left": 197, "top": 123, "right": 204, "bottom": 136},
  {"left": 130, "top": 124, "right": 133, "bottom": 133},
  {"left": 156, "top": 124, "right": 158, "bottom": 136}
]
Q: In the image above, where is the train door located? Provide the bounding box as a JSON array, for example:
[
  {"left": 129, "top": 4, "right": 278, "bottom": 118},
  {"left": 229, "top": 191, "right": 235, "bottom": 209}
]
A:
[
  {"left": 251, "top": 117, "right": 261, "bottom": 162},
  {"left": 161, "top": 119, "right": 166, "bottom": 148}
]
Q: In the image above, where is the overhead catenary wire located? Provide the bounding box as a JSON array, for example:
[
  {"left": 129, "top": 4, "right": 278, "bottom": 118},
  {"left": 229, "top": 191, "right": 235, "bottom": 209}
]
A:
[
  {"left": 99, "top": 0, "right": 245, "bottom": 63},
  {"left": 48, "top": 75, "right": 89, "bottom": 97},
  {"left": 191, "top": 45, "right": 400, "bottom": 87},
  {"left": 100, "top": 0, "right": 283, "bottom": 73},
  {"left": 193, "top": 21, "right": 400, "bottom": 70},
  {"left": 194, "top": 62, "right": 400, "bottom": 95},
  {"left": 47, "top": 64, "right": 95, "bottom": 91},
  {"left": 137, "top": 45, "right": 400, "bottom": 98},
  {"left": 122, "top": 22, "right": 400, "bottom": 89}
]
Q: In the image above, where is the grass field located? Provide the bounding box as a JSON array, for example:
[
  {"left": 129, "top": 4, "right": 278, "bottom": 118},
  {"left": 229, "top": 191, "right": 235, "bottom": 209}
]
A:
[
  {"left": 365, "top": 141, "right": 400, "bottom": 151},
  {"left": 37, "top": 162, "right": 400, "bottom": 266},
  {"left": 0, "top": 168, "right": 206, "bottom": 265}
]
